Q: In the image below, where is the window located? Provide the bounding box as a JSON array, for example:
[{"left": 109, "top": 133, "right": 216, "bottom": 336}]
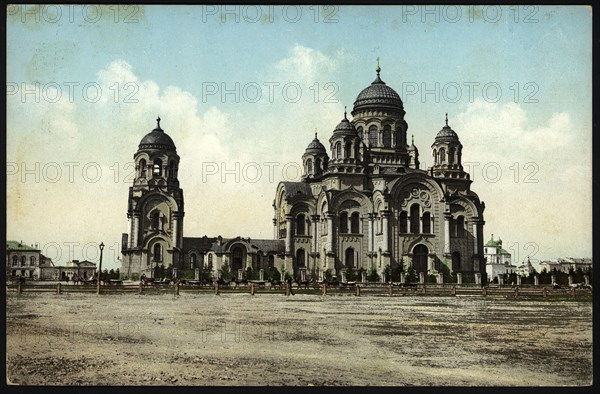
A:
[
  {"left": 399, "top": 211, "right": 408, "bottom": 233},
  {"left": 439, "top": 148, "right": 446, "bottom": 163},
  {"left": 382, "top": 125, "right": 392, "bottom": 147},
  {"left": 422, "top": 212, "right": 431, "bottom": 234},
  {"left": 268, "top": 254, "right": 274, "bottom": 268},
  {"left": 456, "top": 216, "right": 465, "bottom": 237},
  {"left": 433, "top": 149, "right": 437, "bottom": 164},
  {"left": 369, "top": 125, "right": 378, "bottom": 147},
  {"left": 12, "top": 256, "right": 18, "bottom": 267},
  {"left": 140, "top": 159, "right": 147, "bottom": 178},
  {"left": 449, "top": 147, "right": 455, "bottom": 164},
  {"left": 345, "top": 142, "right": 352, "bottom": 159},
  {"left": 153, "top": 159, "right": 162, "bottom": 176},
  {"left": 168, "top": 161, "right": 176, "bottom": 178},
  {"left": 208, "top": 254, "right": 213, "bottom": 269},
  {"left": 340, "top": 212, "right": 348, "bottom": 234},
  {"left": 350, "top": 212, "right": 360, "bottom": 234},
  {"left": 296, "top": 248, "right": 306, "bottom": 268},
  {"left": 335, "top": 142, "right": 341, "bottom": 159},
  {"left": 315, "top": 158, "right": 321, "bottom": 174},
  {"left": 410, "top": 204, "right": 420, "bottom": 234},
  {"left": 306, "top": 159, "right": 313, "bottom": 174},
  {"left": 30, "top": 256, "right": 36, "bottom": 266},
  {"left": 152, "top": 211, "right": 160, "bottom": 230},
  {"left": 296, "top": 214, "right": 306, "bottom": 235},
  {"left": 153, "top": 244, "right": 162, "bottom": 262},
  {"left": 190, "top": 253, "right": 197, "bottom": 269},
  {"left": 21, "top": 256, "right": 26, "bottom": 267}
]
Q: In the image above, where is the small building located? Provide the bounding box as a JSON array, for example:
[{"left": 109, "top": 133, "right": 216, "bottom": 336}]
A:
[
  {"left": 516, "top": 258, "right": 535, "bottom": 277},
  {"left": 484, "top": 234, "right": 516, "bottom": 282},
  {"left": 540, "top": 257, "right": 592, "bottom": 274}
]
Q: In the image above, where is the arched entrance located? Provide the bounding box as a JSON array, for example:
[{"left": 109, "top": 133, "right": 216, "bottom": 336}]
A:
[
  {"left": 452, "top": 252, "right": 461, "bottom": 272},
  {"left": 231, "top": 246, "right": 245, "bottom": 275},
  {"left": 345, "top": 247, "right": 355, "bottom": 268},
  {"left": 295, "top": 248, "right": 306, "bottom": 279},
  {"left": 412, "top": 244, "right": 428, "bottom": 274}
]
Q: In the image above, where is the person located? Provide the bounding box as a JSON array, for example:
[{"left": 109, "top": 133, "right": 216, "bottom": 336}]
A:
[{"left": 286, "top": 276, "right": 295, "bottom": 296}]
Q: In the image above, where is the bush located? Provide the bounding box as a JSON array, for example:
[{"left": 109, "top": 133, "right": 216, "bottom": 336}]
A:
[
  {"left": 324, "top": 269, "right": 333, "bottom": 281},
  {"left": 406, "top": 265, "right": 418, "bottom": 283},
  {"left": 266, "top": 266, "right": 281, "bottom": 281},
  {"left": 367, "top": 266, "right": 380, "bottom": 282},
  {"left": 220, "top": 262, "right": 232, "bottom": 281},
  {"left": 356, "top": 267, "right": 366, "bottom": 282},
  {"left": 346, "top": 266, "right": 357, "bottom": 281}
]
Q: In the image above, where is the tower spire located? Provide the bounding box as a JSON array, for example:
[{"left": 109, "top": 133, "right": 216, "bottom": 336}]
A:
[
  {"left": 314, "top": 127, "right": 318, "bottom": 139},
  {"left": 376, "top": 56, "right": 381, "bottom": 75},
  {"left": 445, "top": 113, "right": 448, "bottom": 127},
  {"left": 156, "top": 115, "right": 161, "bottom": 129},
  {"left": 344, "top": 105, "right": 347, "bottom": 119},
  {"left": 411, "top": 134, "right": 414, "bottom": 145}
]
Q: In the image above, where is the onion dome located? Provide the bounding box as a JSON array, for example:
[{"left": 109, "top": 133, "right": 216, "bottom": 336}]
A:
[
  {"left": 139, "top": 117, "right": 176, "bottom": 151},
  {"left": 332, "top": 108, "right": 358, "bottom": 136},
  {"left": 353, "top": 63, "right": 403, "bottom": 113},
  {"left": 407, "top": 134, "right": 418, "bottom": 152},
  {"left": 434, "top": 113, "right": 459, "bottom": 143},
  {"left": 305, "top": 132, "right": 327, "bottom": 155}
]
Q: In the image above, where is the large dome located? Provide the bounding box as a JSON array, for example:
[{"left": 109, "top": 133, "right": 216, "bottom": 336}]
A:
[
  {"left": 353, "top": 70, "right": 403, "bottom": 113},
  {"left": 138, "top": 117, "right": 176, "bottom": 151}
]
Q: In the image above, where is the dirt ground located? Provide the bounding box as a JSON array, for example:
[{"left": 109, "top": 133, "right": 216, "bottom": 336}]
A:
[{"left": 5, "top": 291, "right": 593, "bottom": 386}]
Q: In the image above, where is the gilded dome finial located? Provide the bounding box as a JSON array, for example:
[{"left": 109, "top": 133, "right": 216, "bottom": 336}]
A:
[
  {"left": 157, "top": 115, "right": 161, "bottom": 129},
  {"left": 445, "top": 112, "right": 448, "bottom": 127},
  {"left": 376, "top": 56, "right": 381, "bottom": 75},
  {"left": 314, "top": 127, "right": 318, "bottom": 139}
]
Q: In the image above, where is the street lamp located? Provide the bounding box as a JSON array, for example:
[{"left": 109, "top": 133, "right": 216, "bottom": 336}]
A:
[{"left": 96, "top": 242, "right": 104, "bottom": 295}]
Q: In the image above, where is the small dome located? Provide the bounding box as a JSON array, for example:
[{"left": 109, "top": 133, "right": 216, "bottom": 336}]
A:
[
  {"left": 407, "top": 135, "right": 418, "bottom": 152},
  {"left": 353, "top": 69, "right": 403, "bottom": 113},
  {"left": 139, "top": 117, "right": 176, "bottom": 151},
  {"left": 305, "top": 133, "right": 327, "bottom": 155},
  {"left": 332, "top": 110, "right": 358, "bottom": 136},
  {"left": 434, "top": 114, "right": 459, "bottom": 143}
]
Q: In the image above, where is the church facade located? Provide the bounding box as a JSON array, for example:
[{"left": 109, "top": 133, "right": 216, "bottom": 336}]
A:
[{"left": 121, "top": 65, "right": 486, "bottom": 283}]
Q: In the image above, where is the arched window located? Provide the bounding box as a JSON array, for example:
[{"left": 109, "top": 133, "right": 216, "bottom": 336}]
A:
[
  {"left": 382, "top": 125, "right": 392, "bottom": 147},
  {"left": 339, "top": 212, "right": 348, "bottom": 234},
  {"left": 432, "top": 149, "right": 437, "bottom": 165},
  {"left": 369, "top": 125, "right": 378, "bottom": 147},
  {"left": 208, "top": 254, "right": 213, "bottom": 269},
  {"left": 296, "top": 214, "right": 306, "bottom": 235},
  {"left": 21, "top": 256, "right": 26, "bottom": 267},
  {"left": 12, "top": 256, "right": 18, "bottom": 266},
  {"left": 296, "top": 248, "right": 306, "bottom": 268},
  {"left": 345, "top": 142, "right": 352, "bottom": 159},
  {"left": 439, "top": 148, "right": 446, "bottom": 164},
  {"left": 335, "top": 142, "right": 341, "bottom": 159},
  {"left": 30, "top": 256, "right": 36, "bottom": 266},
  {"left": 350, "top": 212, "right": 360, "bottom": 234},
  {"left": 399, "top": 211, "right": 408, "bottom": 233},
  {"left": 413, "top": 244, "right": 428, "bottom": 274},
  {"left": 190, "top": 253, "right": 197, "bottom": 269},
  {"left": 456, "top": 216, "right": 465, "bottom": 237},
  {"left": 268, "top": 254, "right": 274, "bottom": 268},
  {"left": 410, "top": 204, "right": 420, "bottom": 234},
  {"left": 168, "top": 161, "right": 175, "bottom": 178},
  {"left": 449, "top": 147, "right": 455, "bottom": 164},
  {"left": 357, "top": 126, "right": 363, "bottom": 140},
  {"left": 140, "top": 159, "right": 147, "bottom": 178},
  {"left": 422, "top": 212, "right": 431, "bottom": 234},
  {"left": 306, "top": 159, "right": 313, "bottom": 174},
  {"left": 345, "top": 247, "right": 355, "bottom": 268},
  {"left": 153, "top": 159, "right": 162, "bottom": 176},
  {"left": 153, "top": 244, "right": 162, "bottom": 262},
  {"left": 315, "top": 158, "right": 321, "bottom": 174},
  {"left": 152, "top": 211, "right": 160, "bottom": 230}
]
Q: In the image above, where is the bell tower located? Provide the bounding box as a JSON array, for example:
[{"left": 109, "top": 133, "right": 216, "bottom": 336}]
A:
[{"left": 121, "top": 117, "right": 185, "bottom": 278}]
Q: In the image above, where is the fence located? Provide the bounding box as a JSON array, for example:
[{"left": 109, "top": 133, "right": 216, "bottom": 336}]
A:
[{"left": 7, "top": 280, "right": 592, "bottom": 299}]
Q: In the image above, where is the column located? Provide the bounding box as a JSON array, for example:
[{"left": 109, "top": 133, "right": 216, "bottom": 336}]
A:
[
  {"left": 472, "top": 221, "right": 479, "bottom": 255},
  {"left": 285, "top": 214, "right": 293, "bottom": 254},
  {"left": 368, "top": 214, "right": 374, "bottom": 253},
  {"left": 457, "top": 273, "right": 462, "bottom": 285},
  {"left": 382, "top": 210, "right": 390, "bottom": 253},
  {"left": 131, "top": 215, "right": 140, "bottom": 247},
  {"left": 311, "top": 215, "right": 319, "bottom": 254},
  {"left": 326, "top": 213, "right": 334, "bottom": 254},
  {"left": 444, "top": 212, "right": 451, "bottom": 254},
  {"left": 172, "top": 216, "right": 178, "bottom": 246},
  {"left": 534, "top": 275, "right": 539, "bottom": 286}
]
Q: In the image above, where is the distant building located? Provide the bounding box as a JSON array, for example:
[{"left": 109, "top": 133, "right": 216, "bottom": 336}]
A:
[
  {"left": 539, "top": 257, "right": 592, "bottom": 274},
  {"left": 516, "top": 258, "right": 535, "bottom": 277},
  {"left": 484, "top": 234, "right": 516, "bottom": 281},
  {"left": 5, "top": 240, "right": 96, "bottom": 280}
]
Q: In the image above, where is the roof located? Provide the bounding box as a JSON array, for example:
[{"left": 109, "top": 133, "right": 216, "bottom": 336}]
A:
[
  {"left": 281, "top": 182, "right": 313, "bottom": 199},
  {"left": 6, "top": 241, "right": 39, "bottom": 252},
  {"left": 183, "top": 236, "right": 218, "bottom": 253},
  {"left": 304, "top": 133, "right": 327, "bottom": 155},
  {"left": 138, "top": 117, "right": 176, "bottom": 152},
  {"left": 353, "top": 71, "right": 403, "bottom": 113}
]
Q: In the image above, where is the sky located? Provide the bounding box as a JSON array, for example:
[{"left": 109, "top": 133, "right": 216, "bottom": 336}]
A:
[{"left": 6, "top": 5, "right": 592, "bottom": 270}]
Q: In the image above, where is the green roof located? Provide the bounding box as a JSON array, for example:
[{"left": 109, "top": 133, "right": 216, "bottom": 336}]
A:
[
  {"left": 6, "top": 240, "right": 40, "bottom": 251},
  {"left": 485, "top": 239, "right": 503, "bottom": 247}
]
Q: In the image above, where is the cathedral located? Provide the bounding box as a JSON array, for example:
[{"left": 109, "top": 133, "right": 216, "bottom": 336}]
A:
[{"left": 121, "top": 64, "right": 486, "bottom": 283}]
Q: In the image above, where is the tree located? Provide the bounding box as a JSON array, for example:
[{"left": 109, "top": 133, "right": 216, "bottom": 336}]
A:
[
  {"left": 220, "top": 262, "right": 232, "bottom": 281},
  {"left": 346, "top": 266, "right": 357, "bottom": 281},
  {"left": 324, "top": 268, "right": 333, "bottom": 281},
  {"left": 367, "top": 265, "right": 380, "bottom": 282},
  {"left": 406, "top": 265, "right": 418, "bottom": 283}
]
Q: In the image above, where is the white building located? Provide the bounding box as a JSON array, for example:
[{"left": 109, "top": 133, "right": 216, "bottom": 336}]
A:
[{"left": 484, "top": 234, "right": 515, "bottom": 281}]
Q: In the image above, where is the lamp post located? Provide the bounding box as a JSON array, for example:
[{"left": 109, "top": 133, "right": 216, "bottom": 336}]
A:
[{"left": 96, "top": 242, "right": 104, "bottom": 295}]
